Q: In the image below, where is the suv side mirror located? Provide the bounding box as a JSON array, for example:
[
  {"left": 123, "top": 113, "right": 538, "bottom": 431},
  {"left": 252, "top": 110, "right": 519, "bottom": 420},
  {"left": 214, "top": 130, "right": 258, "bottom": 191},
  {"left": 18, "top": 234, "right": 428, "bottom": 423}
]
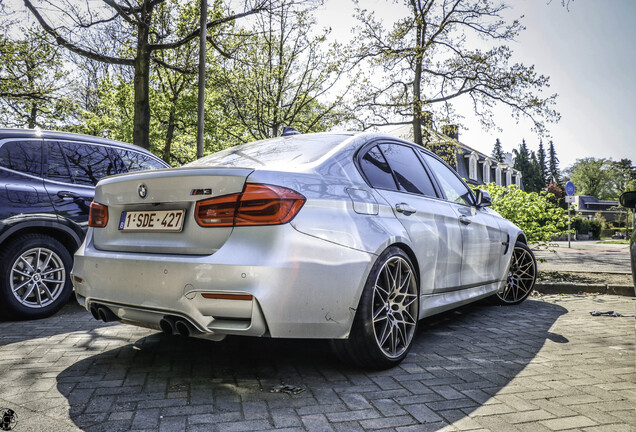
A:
[
  {"left": 475, "top": 189, "right": 492, "bottom": 208},
  {"left": 620, "top": 191, "right": 636, "bottom": 208}
]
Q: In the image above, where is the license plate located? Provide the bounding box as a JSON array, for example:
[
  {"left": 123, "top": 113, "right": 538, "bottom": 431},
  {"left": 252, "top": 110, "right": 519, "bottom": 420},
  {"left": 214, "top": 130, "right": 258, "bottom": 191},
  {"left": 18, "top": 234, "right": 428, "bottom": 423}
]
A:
[{"left": 118, "top": 210, "right": 185, "bottom": 232}]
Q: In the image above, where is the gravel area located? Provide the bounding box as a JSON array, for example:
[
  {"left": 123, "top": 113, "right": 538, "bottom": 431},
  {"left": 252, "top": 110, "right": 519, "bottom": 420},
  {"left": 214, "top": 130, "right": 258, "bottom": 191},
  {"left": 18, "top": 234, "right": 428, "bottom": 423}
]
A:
[{"left": 538, "top": 270, "right": 633, "bottom": 286}]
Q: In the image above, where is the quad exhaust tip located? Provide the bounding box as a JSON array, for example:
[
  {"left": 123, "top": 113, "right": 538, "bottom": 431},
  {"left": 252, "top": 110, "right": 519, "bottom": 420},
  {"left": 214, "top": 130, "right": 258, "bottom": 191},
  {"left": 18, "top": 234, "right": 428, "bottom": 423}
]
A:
[
  {"left": 160, "top": 316, "right": 201, "bottom": 337},
  {"left": 89, "top": 304, "right": 120, "bottom": 322}
]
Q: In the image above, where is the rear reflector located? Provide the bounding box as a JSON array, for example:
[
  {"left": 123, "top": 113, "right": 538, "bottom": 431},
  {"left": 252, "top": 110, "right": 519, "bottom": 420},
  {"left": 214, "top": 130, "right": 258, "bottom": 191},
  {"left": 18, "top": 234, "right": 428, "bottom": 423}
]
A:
[
  {"left": 195, "top": 184, "right": 305, "bottom": 227},
  {"left": 201, "top": 293, "right": 253, "bottom": 301},
  {"left": 88, "top": 201, "right": 109, "bottom": 228}
]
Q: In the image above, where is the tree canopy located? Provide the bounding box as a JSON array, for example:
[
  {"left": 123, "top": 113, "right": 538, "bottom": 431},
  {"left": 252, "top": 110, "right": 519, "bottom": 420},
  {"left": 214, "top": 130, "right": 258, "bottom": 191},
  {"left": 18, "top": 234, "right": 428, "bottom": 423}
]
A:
[
  {"left": 349, "top": 0, "right": 560, "bottom": 146},
  {"left": 565, "top": 158, "right": 617, "bottom": 200},
  {"left": 0, "top": 28, "right": 73, "bottom": 128},
  {"left": 24, "top": 0, "right": 267, "bottom": 149}
]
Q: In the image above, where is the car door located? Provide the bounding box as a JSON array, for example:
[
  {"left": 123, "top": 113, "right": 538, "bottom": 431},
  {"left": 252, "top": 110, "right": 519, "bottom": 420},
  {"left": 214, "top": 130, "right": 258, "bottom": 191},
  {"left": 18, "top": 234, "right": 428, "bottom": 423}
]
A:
[
  {"left": 358, "top": 142, "right": 463, "bottom": 295},
  {"left": 43, "top": 140, "right": 115, "bottom": 229},
  {"left": 419, "top": 151, "right": 506, "bottom": 288}
]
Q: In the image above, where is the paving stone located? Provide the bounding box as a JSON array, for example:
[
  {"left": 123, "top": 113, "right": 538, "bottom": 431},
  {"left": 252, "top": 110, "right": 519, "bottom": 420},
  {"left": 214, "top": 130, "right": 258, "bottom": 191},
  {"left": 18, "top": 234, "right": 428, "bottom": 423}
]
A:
[
  {"left": 403, "top": 403, "right": 443, "bottom": 423},
  {"left": 358, "top": 415, "right": 417, "bottom": 429},
  {"left": 540, "top": 415, "right": 598, "bottom": 430},
  {"left": 215, "top": 419, "right": 273, "bottom": 431},
  {"left": 326, "top": 409, "right": 381, "bottom": 423},
  {"left": 301, "top": 413, "right": 336, "bottom": 432}
]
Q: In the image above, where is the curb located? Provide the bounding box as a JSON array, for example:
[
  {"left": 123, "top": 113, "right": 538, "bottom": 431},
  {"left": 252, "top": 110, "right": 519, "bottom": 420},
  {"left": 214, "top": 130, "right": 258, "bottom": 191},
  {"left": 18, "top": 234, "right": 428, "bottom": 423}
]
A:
[{"left": 535, "top": 282, "right": 635, "bottom": 297}]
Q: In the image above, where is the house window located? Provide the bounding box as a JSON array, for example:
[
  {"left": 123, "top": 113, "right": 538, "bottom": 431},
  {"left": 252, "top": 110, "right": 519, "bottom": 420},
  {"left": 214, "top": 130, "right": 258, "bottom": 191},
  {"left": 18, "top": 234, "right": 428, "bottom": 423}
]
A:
[
  {"left": 506, "top": 170, "right": 512, "bottom": 187},
  {"left": 468, "top": 153, "right": 478, "bottom": 181},
  {"left": 495, "top": 166, "right": 502, "bottom": 185},
  {"left": 482, "top": 159, "right": 491, "bottom": 183}
]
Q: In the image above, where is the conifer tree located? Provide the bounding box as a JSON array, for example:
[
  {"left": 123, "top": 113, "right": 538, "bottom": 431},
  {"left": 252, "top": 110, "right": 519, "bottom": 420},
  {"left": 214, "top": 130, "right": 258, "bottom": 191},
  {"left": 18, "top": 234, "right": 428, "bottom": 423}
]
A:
[
  {"left": 548, "top": 140, "right": 560, "bottom": 185},
  {"left": 537, "top": 140, "right": 548, "bottom": 187},
  {"left": 492, "top": 138, "right": 505, "bottom": 163}
]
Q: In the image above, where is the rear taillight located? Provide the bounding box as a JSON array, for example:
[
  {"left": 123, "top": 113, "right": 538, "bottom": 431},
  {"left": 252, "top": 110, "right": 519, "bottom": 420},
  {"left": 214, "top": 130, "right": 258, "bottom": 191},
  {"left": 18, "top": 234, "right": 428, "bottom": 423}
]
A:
[
  {"left": 88, "top": 201, "right": 109, "bottom": 228},
  {"left": 195, "top": 184, "right": 305, "bottom": 227},
  {"left": 195, "top": 193, "right": 240, "bottom": 227}
]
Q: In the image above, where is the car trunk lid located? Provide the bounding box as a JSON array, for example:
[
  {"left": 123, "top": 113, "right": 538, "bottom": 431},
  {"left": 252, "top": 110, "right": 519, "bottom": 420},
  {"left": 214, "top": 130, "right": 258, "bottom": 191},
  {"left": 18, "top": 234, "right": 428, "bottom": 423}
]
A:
[{"left": 91, "top": 167, "right": 253, "bottom": 255}]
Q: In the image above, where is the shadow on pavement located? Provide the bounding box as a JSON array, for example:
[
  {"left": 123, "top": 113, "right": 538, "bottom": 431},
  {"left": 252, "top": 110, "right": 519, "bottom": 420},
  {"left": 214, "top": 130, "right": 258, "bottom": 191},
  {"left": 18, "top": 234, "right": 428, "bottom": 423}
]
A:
[
  {"left": 54, "top": 299, "right": 568, "bottom": 431},
  {"left": 0, "top": 301, "right": 119, "bottom": 347}
]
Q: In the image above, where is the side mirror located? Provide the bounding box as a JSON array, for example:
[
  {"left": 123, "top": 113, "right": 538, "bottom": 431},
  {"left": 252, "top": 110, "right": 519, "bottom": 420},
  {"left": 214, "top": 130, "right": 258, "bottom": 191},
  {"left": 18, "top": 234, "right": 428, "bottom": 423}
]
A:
[
  {"left": 475, "top": 189, "right": 492, "bottom": 207},
  {"left": 620, "top": 191, "right": 636, "bottom": 208}
]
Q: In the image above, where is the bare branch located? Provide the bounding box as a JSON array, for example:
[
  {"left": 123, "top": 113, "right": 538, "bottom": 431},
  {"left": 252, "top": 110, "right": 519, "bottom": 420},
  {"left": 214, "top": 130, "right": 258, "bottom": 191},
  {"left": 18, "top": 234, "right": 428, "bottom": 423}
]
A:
[{"left": 23, "top": 0, "right": 134, "bottom": 66}]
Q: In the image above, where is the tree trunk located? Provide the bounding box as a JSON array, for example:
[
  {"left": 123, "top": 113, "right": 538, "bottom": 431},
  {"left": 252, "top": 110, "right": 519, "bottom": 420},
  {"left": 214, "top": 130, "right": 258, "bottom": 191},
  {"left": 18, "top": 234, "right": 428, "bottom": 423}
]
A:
[
  {"left": 28, "top": 103, "right": 37, "bottom": 129},
  {"left": 412, "top": 19, "right": 424, "bottom": 146},
  {"left": 162, "top": 108, "right": 176, "bottom": 164},
  {"left": 132, "top": 1, "right": 153, "bottom": 150}
]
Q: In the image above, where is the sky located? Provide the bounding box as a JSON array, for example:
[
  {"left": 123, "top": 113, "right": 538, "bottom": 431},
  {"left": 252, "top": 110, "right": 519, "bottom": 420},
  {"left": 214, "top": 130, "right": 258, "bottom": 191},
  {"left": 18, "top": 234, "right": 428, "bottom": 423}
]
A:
[{"left": 314, "top": 0, "right": 636, "bottom": 170}]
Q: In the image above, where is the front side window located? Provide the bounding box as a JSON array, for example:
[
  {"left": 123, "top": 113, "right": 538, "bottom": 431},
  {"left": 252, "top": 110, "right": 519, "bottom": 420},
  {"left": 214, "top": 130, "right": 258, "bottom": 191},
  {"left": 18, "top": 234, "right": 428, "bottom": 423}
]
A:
[
  {"left": 0, "top": 140, "right": 42, "bottom": 176},
  {"left": 420, "top": 151, "right": 474, "bottom": 206},
  {"left": 359, "top": 145, "right": 397, "bottom": 190},
  {"left": 57, "top": 141, "right": 115, "bottom": 185},
  {"left": 379, "top": 143, "right": 437, "bottom": 197}
]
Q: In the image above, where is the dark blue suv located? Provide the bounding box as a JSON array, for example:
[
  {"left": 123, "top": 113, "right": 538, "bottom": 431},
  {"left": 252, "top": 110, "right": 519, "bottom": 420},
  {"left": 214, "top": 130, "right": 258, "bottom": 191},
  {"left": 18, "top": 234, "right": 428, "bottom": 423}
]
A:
[{"left": 0, "top": 129, "right": 169, "bottom": 319}]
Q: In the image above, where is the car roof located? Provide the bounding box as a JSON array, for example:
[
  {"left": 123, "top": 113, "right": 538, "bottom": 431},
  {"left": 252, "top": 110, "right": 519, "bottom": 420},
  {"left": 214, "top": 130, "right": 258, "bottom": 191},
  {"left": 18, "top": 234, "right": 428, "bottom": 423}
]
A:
[
  {"left": 0, "top": 128, "right": 154, "bottom": 155},
  {"left": 186, "top": 131, "right": 440, "bottom": 172}
]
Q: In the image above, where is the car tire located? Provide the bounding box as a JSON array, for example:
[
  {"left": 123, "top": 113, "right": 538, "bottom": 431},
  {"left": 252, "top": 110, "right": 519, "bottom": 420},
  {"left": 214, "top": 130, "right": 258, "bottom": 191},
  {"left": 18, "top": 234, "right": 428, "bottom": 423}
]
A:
[
  {"left": 493, "top": 241, "right": 537, "bottom": 305},
  {"left": 332, "top": 247, "right": 419, "bottom": 369},
  {"left": 0, "top": 234, "right": 73, "bottom": 320}
]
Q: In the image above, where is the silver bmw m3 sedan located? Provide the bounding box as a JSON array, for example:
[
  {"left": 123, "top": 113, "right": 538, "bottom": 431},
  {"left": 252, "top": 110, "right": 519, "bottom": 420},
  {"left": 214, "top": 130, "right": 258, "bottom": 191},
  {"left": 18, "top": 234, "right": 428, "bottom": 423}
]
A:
[{"left": 72, "top": 132, "right": 536, "bottom": 369}]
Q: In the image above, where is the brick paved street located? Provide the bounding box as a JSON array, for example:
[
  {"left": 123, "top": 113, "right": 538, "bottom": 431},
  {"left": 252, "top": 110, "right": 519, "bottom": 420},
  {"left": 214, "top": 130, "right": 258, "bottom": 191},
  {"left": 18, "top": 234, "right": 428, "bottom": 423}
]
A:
[{"left": 0, "top": 294, "right": 634, "bottom": 432}]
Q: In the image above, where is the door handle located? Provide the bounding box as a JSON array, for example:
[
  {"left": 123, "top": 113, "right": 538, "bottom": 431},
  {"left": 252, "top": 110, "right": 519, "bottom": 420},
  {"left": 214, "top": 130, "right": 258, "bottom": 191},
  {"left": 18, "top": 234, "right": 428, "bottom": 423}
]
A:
[
  {"left": 395, "top": 203, "right": 416, "bottom": 214},
  {"left": 459, "top": 215, "right": 472, "bottom": 225},
  {"left": 57, "top": 191, "right": 81, "bottom": 200}
]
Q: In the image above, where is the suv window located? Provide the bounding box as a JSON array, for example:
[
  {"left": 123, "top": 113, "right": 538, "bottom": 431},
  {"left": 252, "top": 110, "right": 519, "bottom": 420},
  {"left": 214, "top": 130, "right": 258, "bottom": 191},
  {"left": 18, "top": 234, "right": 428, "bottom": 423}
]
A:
[
  {"left": 111, "top": 148, "right": 166, "bottom": 173},
  {"left": 420, "top": 151, "right": 474, "bottom": 206},
  {"left": 359, "top": 145, "right": 398, "bottom": 190},
  {"left": 379, "top": 143, "right": 437, "bottom": 197},
  {"left": 0, "top": 140, "right": 42, "bottom": 176},
  {"left": 46, "top": 141, "right": 72, "bottom": 183},
  {"left": 55, "top": 141, "right": 116, "bottom": 186}
]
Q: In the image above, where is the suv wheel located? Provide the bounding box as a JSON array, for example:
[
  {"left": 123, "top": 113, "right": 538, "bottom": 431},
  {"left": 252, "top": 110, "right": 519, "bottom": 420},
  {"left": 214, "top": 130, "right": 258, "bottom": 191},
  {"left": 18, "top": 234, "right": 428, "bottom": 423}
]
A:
[{"left": 0, "top": 234, "right": 73, "bottom": 320}]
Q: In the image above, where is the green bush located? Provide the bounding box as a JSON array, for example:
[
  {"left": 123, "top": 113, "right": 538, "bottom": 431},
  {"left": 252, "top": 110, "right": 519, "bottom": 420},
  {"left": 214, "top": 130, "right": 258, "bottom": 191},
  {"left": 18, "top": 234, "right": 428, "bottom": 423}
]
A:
[
  {"left": 481, "top": 184, "right": 573, "bottom": 249},
  {"left": 572, "top": 217, "right": 603, "bottom": 239}
]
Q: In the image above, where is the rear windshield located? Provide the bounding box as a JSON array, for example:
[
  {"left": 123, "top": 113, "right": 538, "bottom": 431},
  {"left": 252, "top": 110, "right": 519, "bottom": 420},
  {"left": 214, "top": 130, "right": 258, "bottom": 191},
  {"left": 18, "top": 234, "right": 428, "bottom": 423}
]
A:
[{"left": 187, "top": 134, "right": 351, "bottom": 169}]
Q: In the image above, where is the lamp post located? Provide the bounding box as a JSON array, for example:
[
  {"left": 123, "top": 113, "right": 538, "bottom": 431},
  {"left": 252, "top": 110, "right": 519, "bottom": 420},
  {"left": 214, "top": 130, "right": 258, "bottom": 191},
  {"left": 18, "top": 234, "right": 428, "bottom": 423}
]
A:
[{"left": 196, "top": 0, "right": 207, "bottom": 159}]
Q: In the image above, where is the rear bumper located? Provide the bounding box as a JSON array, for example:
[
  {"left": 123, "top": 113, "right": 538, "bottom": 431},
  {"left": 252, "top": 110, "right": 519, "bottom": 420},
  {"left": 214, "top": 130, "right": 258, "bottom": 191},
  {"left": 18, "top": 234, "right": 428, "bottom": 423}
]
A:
[{"left": 72, "top": 224, "right": 375, "bottom": 339}]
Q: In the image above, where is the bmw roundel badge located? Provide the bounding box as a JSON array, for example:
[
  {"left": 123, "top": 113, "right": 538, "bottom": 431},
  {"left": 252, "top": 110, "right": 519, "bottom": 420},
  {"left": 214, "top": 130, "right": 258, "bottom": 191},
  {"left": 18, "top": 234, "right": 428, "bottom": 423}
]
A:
[{"left": 138, "top": 184, "right": 148, "bottom": 199}]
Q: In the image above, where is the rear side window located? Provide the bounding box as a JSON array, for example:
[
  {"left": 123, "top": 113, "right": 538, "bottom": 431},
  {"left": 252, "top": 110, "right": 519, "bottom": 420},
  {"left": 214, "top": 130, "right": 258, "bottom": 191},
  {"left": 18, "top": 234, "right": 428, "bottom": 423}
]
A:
[
  {"left": 56, "top": 141, "right": 116, "bottom": 186},
  {"left": 0, "top": 141, "right": 42, "bottom": 176},
  {"left": 379, "top": 143, "right": 437, "bottom": 197},
  {"left": 111, "top": 148, "right": 165, "bottom": 173},
  {"left": 360, "top": 145, "right": 397, "bottom": 190},
  {"left": 46, "top": 142, "right": 72, "bottom": 183}
]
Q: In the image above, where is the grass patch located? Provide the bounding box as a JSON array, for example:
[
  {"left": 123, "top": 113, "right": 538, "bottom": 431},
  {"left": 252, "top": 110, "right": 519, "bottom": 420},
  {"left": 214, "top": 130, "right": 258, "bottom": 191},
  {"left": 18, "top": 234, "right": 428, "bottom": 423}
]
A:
[{"left": 597, "top": 240, "right": 629, "bottom": 245}]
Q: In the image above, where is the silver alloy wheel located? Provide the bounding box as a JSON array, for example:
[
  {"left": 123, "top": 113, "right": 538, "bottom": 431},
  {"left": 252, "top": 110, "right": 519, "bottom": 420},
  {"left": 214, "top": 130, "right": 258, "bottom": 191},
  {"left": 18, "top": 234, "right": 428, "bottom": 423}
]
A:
[
  {"left": 9, "top": 247, "right": 66, "bottom": 309},
  {"left": 499, "top": 245, "right": 536, "bottom": 303},
  {"left": 372, "top": 256, "right": 418, "bottom": 359}
]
